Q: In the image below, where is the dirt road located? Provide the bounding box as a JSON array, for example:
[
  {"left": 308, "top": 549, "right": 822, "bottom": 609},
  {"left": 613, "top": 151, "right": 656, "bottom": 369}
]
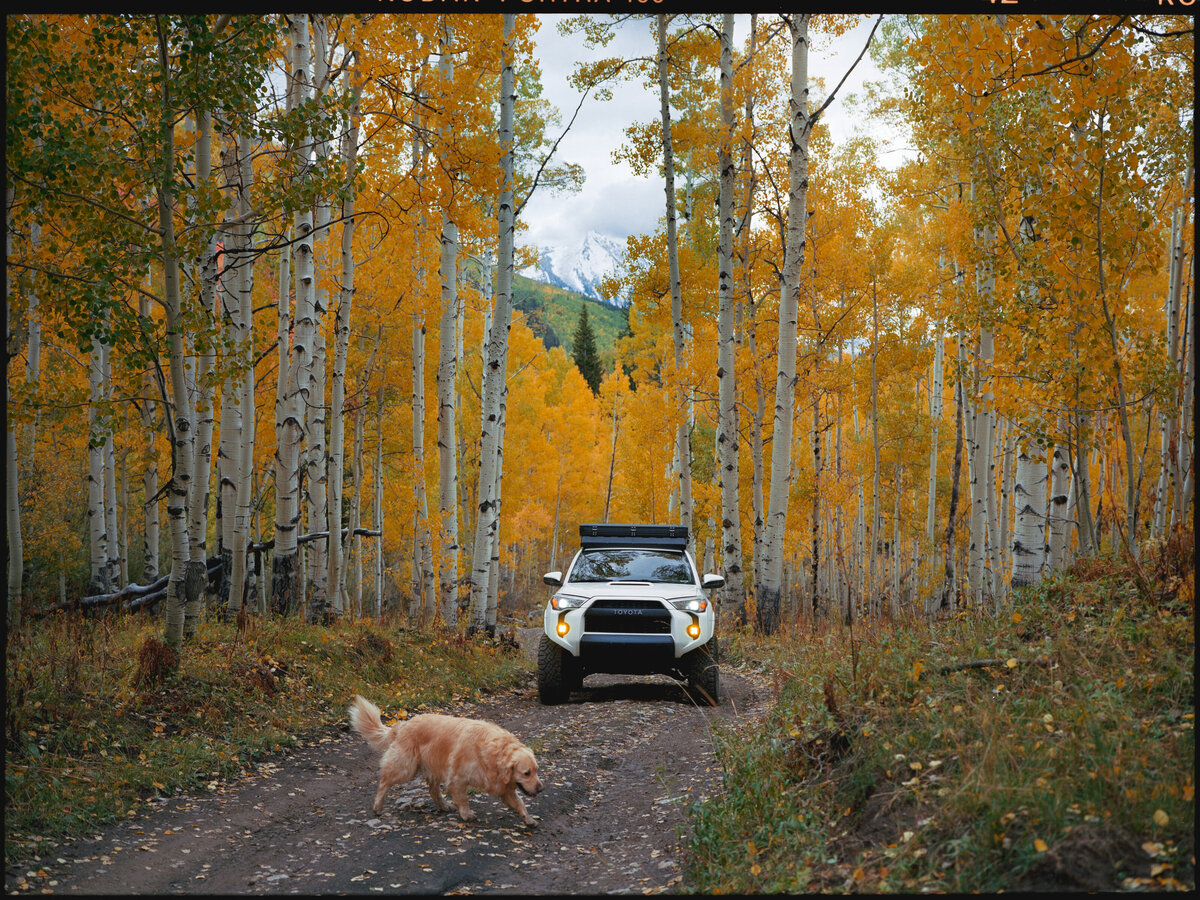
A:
[{"left": 6, "top": 630, "right": 770, "bottom": 895}]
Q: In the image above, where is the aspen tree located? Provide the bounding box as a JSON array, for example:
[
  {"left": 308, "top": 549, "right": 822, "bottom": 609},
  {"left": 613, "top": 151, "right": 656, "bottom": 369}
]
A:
[
  {"left": 305, "top": 13, "right": 332, "bottom": 621},
  {"left": 656, "top": 13, "right": 694, "bottom": 557},
  {"left": 86, "top": 337, "right": 110, "bottom": 595},
  {"left": 227, "top": 131, "right": 257, "bottom": 625},
  {"left": 157, "top": 18, "right": 197, "bottom": 650},
  {"left": 468, "top": 13, "right": 516, "bottom": 636},
  {"left": 139, "top": 289, "right": 160, "bottom": 587},
  {"left": 1011, "top": 430, "right": 1048, "bottom": 588},
  {"left": 715, "top": 12, "right": 745, "bottom": 613},
  {"left": 436, "top": 32, "right": 461, "bottom": 626},
  {"left": 758, "top": 12, "right": 811, "bottom": 634},
  {"left": 184, "top": 106, "right": 218, "bottom": 633},
  {"left": 272, "top": 13, "right": 314, "bottom": 618},
  {"left": 328, "top": 62, "right": 362, "bottom": 616}
]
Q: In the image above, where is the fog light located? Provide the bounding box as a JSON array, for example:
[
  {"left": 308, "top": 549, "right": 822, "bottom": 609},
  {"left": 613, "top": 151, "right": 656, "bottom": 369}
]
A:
[
  {"left": 686, "top": 622, "right": 701, "bottom": 639},
  {"left": 556, "top": 621, "right": 570, "bottom": 637}
]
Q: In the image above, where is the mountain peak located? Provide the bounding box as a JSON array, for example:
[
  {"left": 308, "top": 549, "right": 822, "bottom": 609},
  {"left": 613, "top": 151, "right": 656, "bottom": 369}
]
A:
[{"left": 519, "top": 231, "right": 629, "bottom": 307}]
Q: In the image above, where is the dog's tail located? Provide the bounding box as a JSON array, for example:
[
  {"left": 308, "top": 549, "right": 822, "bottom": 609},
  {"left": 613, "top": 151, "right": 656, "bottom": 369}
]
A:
[{"left": 348, "top": 694, "right": 393, "bottom": 754}]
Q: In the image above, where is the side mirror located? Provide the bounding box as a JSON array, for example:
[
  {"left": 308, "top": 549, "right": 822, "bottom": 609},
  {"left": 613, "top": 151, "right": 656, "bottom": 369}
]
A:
[
  {"left": 701, "top": 574, "right": 725, "bottom": 589},
  {"left": 543, "top": 571, "right": 563, "bottom": 586}
]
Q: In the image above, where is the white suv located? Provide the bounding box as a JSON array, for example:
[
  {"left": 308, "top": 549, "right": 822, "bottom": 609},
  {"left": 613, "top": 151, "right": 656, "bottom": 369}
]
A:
[{"left": 537, "top": 524, "right": 724, "bottom": 706}]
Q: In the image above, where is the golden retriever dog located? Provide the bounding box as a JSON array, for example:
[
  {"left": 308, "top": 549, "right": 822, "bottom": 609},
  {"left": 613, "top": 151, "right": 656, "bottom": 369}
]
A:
[{"left": 348, "top": 694, "right": 543, "bottom": 826}]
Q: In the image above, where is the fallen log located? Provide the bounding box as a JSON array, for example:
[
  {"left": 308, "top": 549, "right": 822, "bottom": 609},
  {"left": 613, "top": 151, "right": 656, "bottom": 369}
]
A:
[{"left": 39, "top": 527, "right": 382, "bottom": 618}]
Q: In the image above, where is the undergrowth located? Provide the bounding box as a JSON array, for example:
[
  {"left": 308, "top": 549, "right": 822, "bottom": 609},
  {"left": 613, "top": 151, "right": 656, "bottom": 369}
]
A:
[
  {"left": 4, "top": 615, "right": 529, "bottom": 865},
  {"left": 686, "top": 532, "right": 1194, "bottom": 894}
]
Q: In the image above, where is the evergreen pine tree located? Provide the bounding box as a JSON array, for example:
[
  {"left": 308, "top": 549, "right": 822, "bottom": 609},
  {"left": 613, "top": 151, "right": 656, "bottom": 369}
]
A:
[{"left": 572, "top": 303, "right": 602, "bottom": 393}]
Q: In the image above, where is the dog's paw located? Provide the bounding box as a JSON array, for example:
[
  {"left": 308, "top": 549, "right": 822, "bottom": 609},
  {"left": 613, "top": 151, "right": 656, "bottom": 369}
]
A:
[
  {"left": 458, "top": 809, "right": 477, "bottom": 822},
  {"left": 522, "top": 815, "right": 538, "bottom": 827}
]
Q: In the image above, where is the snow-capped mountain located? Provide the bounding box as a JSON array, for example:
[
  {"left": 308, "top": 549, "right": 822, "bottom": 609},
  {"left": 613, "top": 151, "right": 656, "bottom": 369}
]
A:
[{"left": 519, "top": 231, "right": 629, "bottom": 307}]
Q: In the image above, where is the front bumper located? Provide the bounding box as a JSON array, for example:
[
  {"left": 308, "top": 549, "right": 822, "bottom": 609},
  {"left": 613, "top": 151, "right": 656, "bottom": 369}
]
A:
[{"left": 543, "top": 595, "right": 714, "bottom": 660}]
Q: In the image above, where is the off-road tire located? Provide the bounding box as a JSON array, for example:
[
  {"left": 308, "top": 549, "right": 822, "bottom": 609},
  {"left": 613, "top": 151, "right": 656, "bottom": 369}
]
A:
[
  {"left": 537, "top": 634, "right": 576, "bottom": 705},
  {"left": 684, "top": 637, "right": 719, "bottom": 706}
]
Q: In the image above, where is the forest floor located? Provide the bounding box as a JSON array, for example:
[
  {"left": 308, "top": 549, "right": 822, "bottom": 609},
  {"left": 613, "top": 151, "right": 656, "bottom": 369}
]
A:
[{"left": 4, "top": 628, "right": 773, "bottom": 895}]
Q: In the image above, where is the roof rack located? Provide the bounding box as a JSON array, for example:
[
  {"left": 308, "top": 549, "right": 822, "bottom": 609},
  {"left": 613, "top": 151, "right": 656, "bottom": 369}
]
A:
[{"left": 578, "top": 523, "right": 688, "bottom": 551}]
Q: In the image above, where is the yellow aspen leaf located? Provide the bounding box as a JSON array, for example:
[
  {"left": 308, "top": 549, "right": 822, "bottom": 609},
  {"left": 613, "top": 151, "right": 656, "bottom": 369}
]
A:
[
  {"left": 750, "top": 864, "right": 762, "bottom": 876},
  {"left": 1034, "top": 839, "right": 1048, "bottom": 852},
  {"left": 1011, "top": 612, "right": 1022, "bottom": 624},
  {"left": 911, "top": 660, "right": 925, "bottom": 680},
  {"left": 1153, "top": 810, "right": 1169, "bottom": 827},
  {"left": 1005, "top": 658, "right": 1018, "bottom": 668},
  {"left": 1183, "top": 785, "right": 1194, "bottom": 802}
]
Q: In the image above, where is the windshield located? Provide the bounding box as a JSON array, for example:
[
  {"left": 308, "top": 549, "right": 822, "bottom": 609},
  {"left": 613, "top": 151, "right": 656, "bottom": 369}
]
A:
[{"left": 567, "top": 548, "right": 694, "bottom": 584}]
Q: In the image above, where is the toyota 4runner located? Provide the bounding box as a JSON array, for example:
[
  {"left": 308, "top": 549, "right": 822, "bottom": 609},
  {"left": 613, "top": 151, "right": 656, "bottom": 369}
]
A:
[{"left": 537, "top": 524, "right": 724, "bottom": 706}]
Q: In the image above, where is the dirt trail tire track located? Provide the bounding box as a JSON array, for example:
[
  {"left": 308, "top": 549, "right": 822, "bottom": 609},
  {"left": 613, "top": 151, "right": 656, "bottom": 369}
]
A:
[{"left": 6, "top": 630, "right": 770, "bottom": 895}]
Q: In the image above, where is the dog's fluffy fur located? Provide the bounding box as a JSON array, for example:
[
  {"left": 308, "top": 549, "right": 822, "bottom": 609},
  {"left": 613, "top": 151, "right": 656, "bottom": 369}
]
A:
[{"left": 348, "top": 694, "right": 543, "bottom": 826}]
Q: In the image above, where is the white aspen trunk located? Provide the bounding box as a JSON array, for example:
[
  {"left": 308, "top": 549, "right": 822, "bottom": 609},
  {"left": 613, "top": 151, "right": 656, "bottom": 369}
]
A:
[
  {"left": 437, "top": 208, "right": 460, "bottom": 626},
  {"left": 375, "top": 384, "right": 385, "bottom": 617},
  {"left": 185, "top": 107, "right": 218, "bottom": 635},
  {"left": 103, "top": 381, "right": 120, "bottom": 590},
  {"left": 350, "top": 403, "right": 365, "bottom": 617},
  {"left": 217, "top": 191, "right": 243, "bottom": 615},
  {"left": 140, "top": 290, "right": 160, "bottom": 585},
  {"left": 1047, "top": 416, "right": 1073, "bottom": 570},
  {"left": 302, "top": 45, "right": 331, "bottom": 620},
  {"left": 412, "top": 309, "right": 435, "bottom": 620},
  {"left": 1011, "top": 432, "right": 1047, "bottom": 588},
  {"left": 468, "top": 14, "right": 516, "bottom": 635},
  {"left": 986, "top": 415, "right": 1003, "bottom": 606},
  {"left": 890, "top": 476, "right": 901, "bottom": 619},
  {"left": 1179, "top": 277, "right": 1194, "bottom": 519},
  {"left": 716, "top": 13, "right": 745, "bottom": 612},
  {"left": 327, "top": 73, "right": 361, "bottom": 617},
  {"left": 228, "top": 131, "right": 256, "bottom": 622},
  {"left": 1000, "top": 421, "right": 1016, "bottom": 583},
  {"left": 158, "top": 31, "right": 195, "bottom": 647},
  {"left": 737, "top": 17, "right": 760, "bottom": 624},
  {"left": 657, "top": 14, "right": 694, "bottom": 555},
  {"left": 87, "top": 339, "right": 109, "bottom": 594},
  {"left": 272, "top": 13, "right": 312, "bottom": 618},
  {"left": 926, "top": 320, "right": 945, "bottom": 547},
  {"left": 757, "top": 13, "right": 811, "bottom": 633},
  {"left": 486, "top": 392, "right": 507, "bottom": 630},
  {"left": 435, "top": 22, "right": 459, "bottom": 626},
  {"left": 967, "top": 187, "right": 996, "bottom": 608},
  {"left": 869, "top": 279, "right": 882, "bottom": 617}
]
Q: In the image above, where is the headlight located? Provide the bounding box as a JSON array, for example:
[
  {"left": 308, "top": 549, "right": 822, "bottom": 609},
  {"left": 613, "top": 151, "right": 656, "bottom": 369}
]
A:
[
  {"left": 550, "top": 594, "right": 586, "bottom": 610},
  {"left": 670, "top": 597, "right": 708, "bottom": 613}
]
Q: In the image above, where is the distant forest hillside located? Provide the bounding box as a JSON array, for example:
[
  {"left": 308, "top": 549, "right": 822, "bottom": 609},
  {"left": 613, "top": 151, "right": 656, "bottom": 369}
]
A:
[{"left": 512, "top": 273, "right": 628, "bottom": 369}]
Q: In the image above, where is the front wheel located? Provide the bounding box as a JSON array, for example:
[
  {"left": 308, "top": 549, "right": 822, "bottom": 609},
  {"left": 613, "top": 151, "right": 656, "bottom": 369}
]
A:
[
  {"left": 537, "top": 634, "right": 577, "bottom": 705},
  {"left": 684, "top": 637, "right": 719, "bottom": 706}
]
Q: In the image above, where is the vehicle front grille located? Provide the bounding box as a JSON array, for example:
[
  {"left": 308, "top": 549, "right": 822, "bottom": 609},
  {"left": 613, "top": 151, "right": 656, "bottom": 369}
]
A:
[{"left": 583, "top": 599, "right": 672, "bottom": 635}]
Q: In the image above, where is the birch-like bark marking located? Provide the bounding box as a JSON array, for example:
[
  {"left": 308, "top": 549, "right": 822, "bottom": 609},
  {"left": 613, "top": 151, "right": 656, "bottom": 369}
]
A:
[
  {"left": 227, "top": 132, "right": 257, "bottom": 623},
  {"left": 716, "top": 13, "right": 745, "bottom": 613},
  {"left": 328, "top": 71, "right": 362, "bottom": 616},
  {"left": 1011, "top": 432, "right": 1047, "bottom": 588},
  {"left": 656, "top": 13, "right": 694, "bottom": 555},
  {"left": 158, "top": 22, "right": 195, "bottom": 648},
  {"left": 468, "top": 14, "right": 516, "bottom": 635},
  {"left": 757, "top": 13, "right": 811, "bottom": 634},
  {"left": 271, "top": 13, "right": 312, "bottom": 617},
  {"left": 306, "top": 14, "right": 333, "bottom": 621},
  {"left": 87, "top": 339, "right": 110, "bottom": 595},
  {"left": 184, "top": 107, "right": 218, "bottom": 633}
]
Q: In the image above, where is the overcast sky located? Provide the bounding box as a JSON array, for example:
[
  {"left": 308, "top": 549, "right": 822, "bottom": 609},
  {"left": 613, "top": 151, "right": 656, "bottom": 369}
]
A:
[{"left": 519, "top": 13, "right": 906, "bottom": 253}]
